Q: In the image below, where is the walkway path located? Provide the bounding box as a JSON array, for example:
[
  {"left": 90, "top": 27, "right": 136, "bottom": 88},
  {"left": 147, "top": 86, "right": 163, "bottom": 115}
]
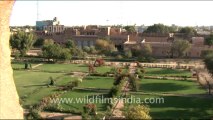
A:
[
  {"left": 40, "top": 111, "right": 82, "bottom": 120},
  {"left": 111, "top": 63, "right": 136, "bottom": 118},
  {"left": 32, "top": 63, "right": 43, "bottom": 69}
]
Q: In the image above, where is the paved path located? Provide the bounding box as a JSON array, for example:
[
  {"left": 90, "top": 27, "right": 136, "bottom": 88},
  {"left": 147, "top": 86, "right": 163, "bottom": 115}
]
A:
[
  {"left": 40, "top": 111, "right": 82, "bottom": 120},
  {"left": 111, "top": 63, "right": 136, "bottom": 118},
  {"left": 32, "top": 63, "right": 43, "bottom": 69}
]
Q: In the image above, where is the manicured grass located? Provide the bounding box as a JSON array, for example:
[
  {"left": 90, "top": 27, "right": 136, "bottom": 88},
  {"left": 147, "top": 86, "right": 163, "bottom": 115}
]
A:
[
  {"left": 55, "top": 75, "right": 78, "bottom": 86},
  {"left": 127, "top": 94, "right": 213, "bottom": 119},
  {"left": 139, "top": 79, "right": 206, "bottom": 94},
  {"left": 145, "top": 68, "right": 192, "bottom": 77},
  {"left": 13, "top": 70, "right": 63, "bottom": 97},
  {"left": 12, "top": 63, "right": 36, "bottom": 69},
  {"left": 59, "top": 90, "right": 108, "bottom": 113},
  {"left": 80, "top": 76, "right": 114, "bottom": 89},
  {"left": 22, "top": 87, "right": 57, "bottom": 107},
  {"left": 36, "top": 63, "right": 113, "bottom": 74}
]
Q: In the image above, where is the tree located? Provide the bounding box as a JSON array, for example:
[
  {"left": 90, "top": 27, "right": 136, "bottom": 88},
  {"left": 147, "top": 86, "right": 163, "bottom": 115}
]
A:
[
  {"left": 144, "top": 24, "right": 175, "bottom": 34},
  {"left": 95, "top": 39, "right": 116, "bottom": 54},
  {"left": 10, "top": 31, "right": 36, "bottom": 56},
  {"left": 42, "top": 44, "right": 62, "bottom": 62},
  {"left": 65, "top": 39, "right": 76, "bottom": 49},
  {"left": 124, "top": 25, "right": 136, "bottom": 33},
  {"left": 179, "top": 27, "right": 197, "bottom": 37},
  {"left": 33, "top": 38, "right": 44, "bottom": 47},
  {"left": 142, "top": 44, "right": 152, "bottom": 57},
  {"left": 124, "top": 105, "right": 151, "bottom": 119},
  {"left": 205, "top": 34, "right": 213, "bottom": 46},
  {"left": 203, "top": 52, "right": 213, "bottom": 76},
  {"left": 171, "top": 39, "right": 191, "bottom": 58},
  {"left": 124, "top": 50, "right": 132, "bottom": 58}
]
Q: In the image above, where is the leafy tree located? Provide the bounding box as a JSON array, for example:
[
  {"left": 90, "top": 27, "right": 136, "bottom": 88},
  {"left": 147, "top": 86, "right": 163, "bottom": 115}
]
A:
[
  {"left": 60, "top": 48, "right": 72, "bottom": 60},
  {"left": 205, "top": 34, "right": 213, "bottom": 46},
  {"left": 83, "top": 46, "right": 91, "bottom": 53},
  {"left": 124, "top": 25, "right": 136, "bottom": 33},
  {"left": 131, "top": 45, "right": 142, "bottom": 57},
  {"left": 95, "top": 39, "right": 116, "bottom": 54},
  {"left": 10, "top": 31, "right": 36, "bottom": 56},
  {"left": 171, "top": 39, "right": 191, "bottom": 58},
  {"left": 124, "top": 50, "right": 132, "bottom": 58},
  {"left": 65, "top": 39, "right": 76, "bottom": 49},
  {"left": 33, "top": 38, "right": 44, "bottom": 47},
  {"left": 203, "top": 52, "right": 213, "bottom": 76},
  {"left": 142, "top": 44, "right": 152, "bottom": 57},
  {"left": 42, "top": 44, "right": 62, "bottom": 62},
  {"left": 179, "top": 27, "right": 197, "bottom": 37},
  {"left": 43, "top": 39, "right": 54, "bottom": 46},
  {"left": 144, "top": 24, "right": 175, "bottom": 34},
  {"left": 124, "top": 105, "right": 151, "bottom": 119}
]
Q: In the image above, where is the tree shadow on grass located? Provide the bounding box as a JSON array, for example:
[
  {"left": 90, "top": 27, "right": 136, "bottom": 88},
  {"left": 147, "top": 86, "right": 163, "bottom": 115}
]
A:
[
  {"left": 150, "top": 108, "right": 213, "bottom": 119},
  {"left": 145, "top": 95, "right": 213, "bottom": 119},
  {"left": 139, "top": 83, "right": 190, "bottom": 92}
]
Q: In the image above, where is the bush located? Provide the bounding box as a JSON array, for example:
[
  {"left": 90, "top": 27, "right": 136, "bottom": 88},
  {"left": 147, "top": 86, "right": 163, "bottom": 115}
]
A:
[
  {"left": 83, "top": 104, "right": 97, "bottom": 115},
  {"left": 108, "top": 84, "right": 122, "bottom": 98},
  {"left": 116, "top": 54, "right": 123, "bottom": 59}
]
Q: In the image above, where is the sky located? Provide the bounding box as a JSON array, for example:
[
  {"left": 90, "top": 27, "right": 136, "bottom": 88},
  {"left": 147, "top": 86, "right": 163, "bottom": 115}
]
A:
[{"left": 9, "top": 1, "right": 213, "bottom": 27}]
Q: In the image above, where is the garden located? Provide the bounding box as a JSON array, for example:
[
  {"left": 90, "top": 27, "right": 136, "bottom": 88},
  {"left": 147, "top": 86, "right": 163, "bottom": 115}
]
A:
[{"left": 12, "top": 60, "right": 213, "bottom": 119}]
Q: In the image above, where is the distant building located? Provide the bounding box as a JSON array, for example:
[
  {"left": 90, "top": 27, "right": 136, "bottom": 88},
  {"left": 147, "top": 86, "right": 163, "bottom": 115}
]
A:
[{"left": 36, "top": 17, "right": 64, "bottom": 33}]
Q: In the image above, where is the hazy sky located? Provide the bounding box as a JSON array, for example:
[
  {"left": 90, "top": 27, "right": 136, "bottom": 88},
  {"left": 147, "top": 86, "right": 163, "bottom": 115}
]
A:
[{"left": 10, "top": 1, "right": 213, "bottom": 26}]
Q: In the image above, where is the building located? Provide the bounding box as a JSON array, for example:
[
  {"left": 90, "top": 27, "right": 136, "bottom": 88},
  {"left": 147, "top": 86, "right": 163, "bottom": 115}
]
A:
[{"left": 36, "top": 17, "right": 64, "bottom": 33}]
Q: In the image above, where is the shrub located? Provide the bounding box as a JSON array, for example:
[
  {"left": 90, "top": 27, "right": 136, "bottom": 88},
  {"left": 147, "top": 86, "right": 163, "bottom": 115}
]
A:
[{"left": 83, "top": 103, "right": 97, "bottom": 115}]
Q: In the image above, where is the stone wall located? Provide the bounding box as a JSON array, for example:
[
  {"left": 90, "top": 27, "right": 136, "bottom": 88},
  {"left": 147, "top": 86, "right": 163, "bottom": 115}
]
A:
[{"left": 0, "top": 1, "right": 23, "bottom": 119}]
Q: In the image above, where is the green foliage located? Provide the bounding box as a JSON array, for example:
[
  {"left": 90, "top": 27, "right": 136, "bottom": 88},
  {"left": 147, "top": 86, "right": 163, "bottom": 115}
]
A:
[
  {"left": 10, "top": 31, "right": 36, "bottom": 56},
  {"left": 65, "top": 39, "right": 76, "bottom": 49},
  {"left": 179, "top": 27, "right": 197, "bottom": 37},
  {"left": 95, "top": 39, "right": 116, "bottom": 54},
  {"left": 124, "top": 25, "right": 136, "bottom": 33},
  {"left": 33, "top": 38, "right": 44, "bottom": 47},
  {"left": 201, "top": 50, "right": 213, "bottom": 58},
  {"left": 83, "top": 46, "right": 91, "bottom": 53},
  {"left": 108, "top": 84, "right": 122, "bottom": 98},
  {"left": 26, "top": 107, "right": 42, "bottom": 119},
  {"left": 144, "top": 24, "right": 175, "bottom": 34},
  {"left": 205, "top": 34, "right": 213, "bottom": 46},
  {"left": 83, "top": 104, "right": 97, "bottom": 115},
  {"left": 142, "top": 44, "right": 152, "bottom": 57},
  {"left": 171, "top": 39, "right": 191, "bottom": 58},
  {"left": 42, "top": 43, "right": 72, "bottom": 62},
  {"left": 203, "top": 52, "right": 213, "bottom": 76},
  {"left": 124, "top": 50, "right": 132, "bottom": 58},
  {"left": 124, "top": 104, "right": 151, "bottom": 119},
  {"left": 129, "top": 74, "right": 139, "bottom": 91}
]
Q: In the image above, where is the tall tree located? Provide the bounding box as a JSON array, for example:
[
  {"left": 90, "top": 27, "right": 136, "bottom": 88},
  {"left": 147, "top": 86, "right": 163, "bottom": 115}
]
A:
[
  {"left": 204, "top": 53, "right": 213, "bottom": 76},
  {"left": 179, "top": 27, "right": 197, "bottom": 37},
  {"left": 10, "top": 31, "right": 36, "bottom": 56},
  {"left": 144, "top": 24, "right": 175, "bottom": 34},
  {"left": 205, "top": 34, "right": 213, "bottom": 46},
  {"left": 171, "top": 39, "right": 191, "bottom": 58},
  {"left": 124, "top": 25, "right": 136, "bottom": 33},
  {"left": 142, "top": 43, "right": 152, "bottom": 57}
]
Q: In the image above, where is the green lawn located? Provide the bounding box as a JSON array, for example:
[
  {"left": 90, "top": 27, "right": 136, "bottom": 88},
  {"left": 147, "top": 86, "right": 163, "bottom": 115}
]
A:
[
  {"left": 80, "top": 76, "right": 114, "bottom": 89},
  {"left": 127, "top": 94, "right": 213, "bottom": 119},
  {"left": 59, "top": 90, "right": 108, "bottom": 113},
  {"left": 145, "top": 68, "right": 192, "bottom": 77},
  {"left": 139, "top": 79, "right": 206, "bottom": 94},
  {"left": 36, "top": 63, "right": 113, "bottom": 74},
  {"left": 12, "top": 63, "right": 36, "bottom": 69}
]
